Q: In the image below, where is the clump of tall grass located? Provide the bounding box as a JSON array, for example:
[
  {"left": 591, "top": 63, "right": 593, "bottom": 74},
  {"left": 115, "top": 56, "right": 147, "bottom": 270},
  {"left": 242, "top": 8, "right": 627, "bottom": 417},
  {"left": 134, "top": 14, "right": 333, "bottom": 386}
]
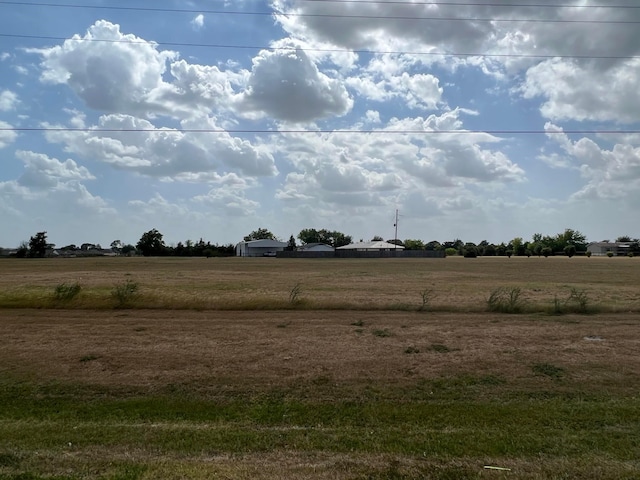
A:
[
  {"left": 112, "top": 280, "right": 139, "bottom": 308},
  {"left": 486, "top": 287, "right": 525, "bottom": 313},
  {"left": 53, "top": 282, "right": 81, "bottom": 303},
  {"left": 548, "top": 288, "right": 594, "bottom": 315}
]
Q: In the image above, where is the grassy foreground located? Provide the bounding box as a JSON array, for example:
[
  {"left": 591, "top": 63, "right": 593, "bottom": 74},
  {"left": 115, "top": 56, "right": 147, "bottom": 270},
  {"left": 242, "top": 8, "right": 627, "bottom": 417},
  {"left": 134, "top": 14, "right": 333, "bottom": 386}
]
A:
[{"left": 1, "top": 257, "right": 639, "bottom": 478}]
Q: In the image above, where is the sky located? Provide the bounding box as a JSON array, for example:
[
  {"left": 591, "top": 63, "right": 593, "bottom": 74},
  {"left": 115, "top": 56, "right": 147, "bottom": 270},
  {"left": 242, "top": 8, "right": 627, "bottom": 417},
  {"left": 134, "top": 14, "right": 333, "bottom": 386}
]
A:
[{"left": 1, "top": 0, "right": 640, "bottom": 248}]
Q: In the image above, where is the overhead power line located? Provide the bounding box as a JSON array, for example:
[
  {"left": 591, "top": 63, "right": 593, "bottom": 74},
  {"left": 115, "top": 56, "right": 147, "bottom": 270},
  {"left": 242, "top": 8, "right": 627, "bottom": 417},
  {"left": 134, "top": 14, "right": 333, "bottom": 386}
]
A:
[
  {"left": 294, "top": 0, "right": 640, "bottom": 7},
  {"left": 1, "top": 127, "right": 638, "bottom": 136},
  {"left": 3, "top": 33, "right": 639, "bottom": 61},
  {"left": 0, "top": 1, "right": 639, "bottom": 24}
]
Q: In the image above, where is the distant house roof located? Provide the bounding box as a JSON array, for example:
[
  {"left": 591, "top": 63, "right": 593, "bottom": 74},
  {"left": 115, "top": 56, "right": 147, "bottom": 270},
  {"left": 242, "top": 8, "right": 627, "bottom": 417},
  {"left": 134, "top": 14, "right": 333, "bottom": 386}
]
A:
[
  {"left": 298, "top": 243, "right": 334, "bottom": 251},
  {"left": 239, "top": 239, "right": 288, "bottom": 248},
  {"left": 337, "top": 241, "right": 405, "bottom": 251}
]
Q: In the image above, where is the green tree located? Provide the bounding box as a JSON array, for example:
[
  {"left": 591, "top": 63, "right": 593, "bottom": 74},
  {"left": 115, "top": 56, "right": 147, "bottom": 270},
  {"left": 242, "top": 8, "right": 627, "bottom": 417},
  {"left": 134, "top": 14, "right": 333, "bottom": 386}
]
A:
[
  {"left": 425, "top": 241, "right": 442, "bottom": 251},
  {"left": 287, "top": 235, "right": 296, "bottom": 251},
  {"left": 15, "top": 241, "right": 28, "bottom": 258},
  {"left": 403, "top": 239, "right": 425, "bottom": 250},
  {"left": 616, "top": 235, "right": 632, "bottom": 242},
  {"left": 28, "top": 232, "right": 48, "bottom": 258},
  {"left": 121, "top": 244, "right": 137, "bottom": 256},
  {"left": 371, "top": 235, "right": 384, "bottom": 241},
  {"left": 136, "top": 229, "right": 165, "bottom": 256},
  {"left": 463, "top": 243, "right": 478, "bottom": 258},
  {"left": 555, "top": 228, "right": 588, "bottom": 252},
  {"left": 541, "top": 247, "right": 553, "bottom": 258},
  {"left": 564, "top": 245, "right": 576, "bottom": 258},
  {"left": 110, "top": 240, "right": 123, "bottom": 254},
  {"left": 244, "top": 228, "right": 276, "bottom": 241},
  {"left": 297, "top": 228, "right": 352, "bottom": 247}
]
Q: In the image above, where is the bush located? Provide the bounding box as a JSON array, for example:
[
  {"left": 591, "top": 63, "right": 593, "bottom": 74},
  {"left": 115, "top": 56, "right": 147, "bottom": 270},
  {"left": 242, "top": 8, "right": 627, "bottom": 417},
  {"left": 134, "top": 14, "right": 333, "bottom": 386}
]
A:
[
  {"left": 487, "top": 287, "right": 525, "bottom": 313},
  {"left": 606, "top": 252, "right": 614, "bottom": 258},
  {"left": 586, "top": 251, "right": 592, "bottom": 258},
  {"left": 463, "top": 246, "right": 478, "bottom": 258},
  {"left": 628, "top": 252, "right": 634, "bottom": 258},
  {"left": 444, "top": 248, "right": 457, "bottom": 257},
  {"left": 541, "top": 247, "right": 553, "bottom": 257},
  {"left": 112, "top": 280, "right": 139, "bottom": 307},
  {"left": 53, "top": 282, "right": 81, "bottom": 302}
]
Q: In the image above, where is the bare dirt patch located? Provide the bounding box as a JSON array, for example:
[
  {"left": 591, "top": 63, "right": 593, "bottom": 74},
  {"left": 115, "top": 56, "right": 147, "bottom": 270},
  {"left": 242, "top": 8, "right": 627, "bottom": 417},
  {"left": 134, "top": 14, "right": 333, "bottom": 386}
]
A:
[{"left": 2, "top": 309, "right": 639, "bottom": 395}]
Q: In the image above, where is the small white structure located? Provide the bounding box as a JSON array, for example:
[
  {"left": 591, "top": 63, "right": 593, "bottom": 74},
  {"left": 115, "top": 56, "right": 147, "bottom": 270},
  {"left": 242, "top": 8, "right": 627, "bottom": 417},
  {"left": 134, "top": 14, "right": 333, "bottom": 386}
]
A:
[
  {"left": 297, "top": 243, "right": 334, "bottom": 252},
  {"left": 236, "top": 239, "right": 288, "bottom": 257},
  {"left": 587, "top": 242, "right": 632, "bottom": 256},
  {"left": 337, "top": 240, "right": 405, "bottom": 251}
]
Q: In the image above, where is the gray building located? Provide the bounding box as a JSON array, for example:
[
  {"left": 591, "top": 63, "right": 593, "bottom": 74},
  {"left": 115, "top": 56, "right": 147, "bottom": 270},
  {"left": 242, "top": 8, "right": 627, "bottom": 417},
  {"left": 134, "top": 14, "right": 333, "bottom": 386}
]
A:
[{"left": 235, "top": 239, "right": 288, "bottom": 257}]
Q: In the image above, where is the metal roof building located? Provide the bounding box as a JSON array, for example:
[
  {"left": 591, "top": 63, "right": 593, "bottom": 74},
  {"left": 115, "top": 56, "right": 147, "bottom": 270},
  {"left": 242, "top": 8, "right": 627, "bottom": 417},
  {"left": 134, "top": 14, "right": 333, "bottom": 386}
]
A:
[
  {"left": 235, "top": 239, "right": 288, "bottom": 257},
  {"left": 337, "top": 241, "right": 405, "bottom": 251}
]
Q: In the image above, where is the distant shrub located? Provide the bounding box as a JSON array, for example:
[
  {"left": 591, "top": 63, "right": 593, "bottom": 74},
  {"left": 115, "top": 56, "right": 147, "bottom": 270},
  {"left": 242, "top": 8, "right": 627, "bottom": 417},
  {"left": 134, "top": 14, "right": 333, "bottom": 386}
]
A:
[
  {"left": 53, "top": 282, "right": 81, "bottom": 302},
  {"left": 289, "top": 282, "right": 302, "bottom": 304},
  {"left": 112, "top": 280, "right": 139, "bottom": 307},
  {"left": 444, "top": 248, "right": 457, "bottom": 257},
  {"left": 487, "top": 287, "right": 525, "bottom": 313},
  {"left": 586, "top": 251, "right": 592, "bottom": 258},
  {"left": 463, "top": 243, "right": 478, "bottom": 258},
  {"left": 541, "top": 247, "right": 553, "bottom": 257},
  {"left": 606, "top": 252, "right": 614, "bottom": 258},
  {"left": 628, "top": 252, "right": 634, "bottom": 258},
  {"left": 418, "top": 288, "right": 435, "bottom": 311}
]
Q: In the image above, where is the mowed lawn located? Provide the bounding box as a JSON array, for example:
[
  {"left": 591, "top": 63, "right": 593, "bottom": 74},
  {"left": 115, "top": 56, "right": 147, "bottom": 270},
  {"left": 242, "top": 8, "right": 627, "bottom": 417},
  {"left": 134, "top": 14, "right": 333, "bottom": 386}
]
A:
[{"left": 1, "top": 257, "right": 639, "bottom": 479}]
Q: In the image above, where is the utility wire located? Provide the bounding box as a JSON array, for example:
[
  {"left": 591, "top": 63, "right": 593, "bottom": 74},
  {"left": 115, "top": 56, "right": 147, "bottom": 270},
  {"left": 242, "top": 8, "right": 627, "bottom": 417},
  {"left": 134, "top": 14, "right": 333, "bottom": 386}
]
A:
[
  {"left": 294, "top": 0, "right": 640, "bottom": 7},
  {"left": 3, "top": 33, "right": 639, "bottom": 60},
  {"left": 0, "top": 1, "right": 638, "bottom": 23},
  {"left": 1, "top": 127, "right": 638, "bottom": 135}
]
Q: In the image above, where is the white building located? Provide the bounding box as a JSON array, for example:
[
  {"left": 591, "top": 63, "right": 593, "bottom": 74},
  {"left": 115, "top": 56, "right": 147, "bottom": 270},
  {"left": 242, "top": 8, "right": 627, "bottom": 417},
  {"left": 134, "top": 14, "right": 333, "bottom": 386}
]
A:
[
  {"left": 297, "top": 243, "right": 334, "bottom": 252},
  {"left": 337, "top": 240, "right": 405, "bottom": 251},
  {"left": 235, "top": 239, "right": 288, "bottom": 257}
]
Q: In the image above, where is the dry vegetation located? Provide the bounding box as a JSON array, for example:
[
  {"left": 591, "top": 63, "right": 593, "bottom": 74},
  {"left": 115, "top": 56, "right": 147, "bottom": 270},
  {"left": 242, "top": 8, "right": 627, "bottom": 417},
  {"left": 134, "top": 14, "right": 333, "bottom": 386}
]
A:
[{"left": 1, "top": 257, "right": 639, "bottom": 479}]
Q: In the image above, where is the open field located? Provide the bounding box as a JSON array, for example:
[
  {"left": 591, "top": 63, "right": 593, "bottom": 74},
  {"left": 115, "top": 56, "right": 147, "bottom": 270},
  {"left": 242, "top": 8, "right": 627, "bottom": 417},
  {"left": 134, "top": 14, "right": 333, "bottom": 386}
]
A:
[{"left": 1, "top": 257, "right": 640, "bottom": 479}]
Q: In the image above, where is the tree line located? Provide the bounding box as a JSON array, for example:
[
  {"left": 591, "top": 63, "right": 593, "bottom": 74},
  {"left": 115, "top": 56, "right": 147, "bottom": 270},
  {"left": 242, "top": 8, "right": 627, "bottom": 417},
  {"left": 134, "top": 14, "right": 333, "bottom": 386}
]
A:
[{"left": 9, "top": 227, "right": 640, "bottom": 258}]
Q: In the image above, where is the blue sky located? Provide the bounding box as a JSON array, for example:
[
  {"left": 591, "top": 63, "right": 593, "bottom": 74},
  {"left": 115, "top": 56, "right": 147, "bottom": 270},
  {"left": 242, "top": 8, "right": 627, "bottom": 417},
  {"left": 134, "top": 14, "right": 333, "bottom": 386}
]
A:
[{"left": 1, "top": 0, "right": 640, "bottom": 248}]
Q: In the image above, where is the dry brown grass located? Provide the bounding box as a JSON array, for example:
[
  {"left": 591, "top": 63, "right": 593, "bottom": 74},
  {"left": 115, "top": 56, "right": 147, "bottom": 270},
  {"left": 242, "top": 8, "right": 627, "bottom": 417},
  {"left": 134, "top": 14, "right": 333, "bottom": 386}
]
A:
[
  {"left": 2, "top": 257, "right": 640, "bottom": 479},
  {"left": 1, "top": 309, "right": 639, "bottom": 394},
  {"left": 1, "top": 255, "right": 640, "bottom": 311}
]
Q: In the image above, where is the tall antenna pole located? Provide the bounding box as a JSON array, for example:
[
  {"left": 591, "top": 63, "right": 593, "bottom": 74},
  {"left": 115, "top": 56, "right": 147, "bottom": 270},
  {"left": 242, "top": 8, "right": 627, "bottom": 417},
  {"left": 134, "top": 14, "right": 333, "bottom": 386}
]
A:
[{"left": 394, "top": 209, "right": 398, "bottom": 251}]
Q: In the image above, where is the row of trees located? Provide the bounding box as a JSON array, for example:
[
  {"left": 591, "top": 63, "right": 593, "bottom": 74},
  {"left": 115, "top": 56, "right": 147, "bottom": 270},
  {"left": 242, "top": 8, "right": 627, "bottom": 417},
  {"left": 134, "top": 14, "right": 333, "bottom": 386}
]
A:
[{"left": 12, "top": 228, "right": 640, "bottom": 259}]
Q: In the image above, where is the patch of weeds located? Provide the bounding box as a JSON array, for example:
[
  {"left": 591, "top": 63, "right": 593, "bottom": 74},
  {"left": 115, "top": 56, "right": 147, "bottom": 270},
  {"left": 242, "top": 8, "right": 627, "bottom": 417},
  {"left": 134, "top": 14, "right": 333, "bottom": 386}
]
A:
[
  {"left": 532, "top": 362, "right": 565, "bottom": 380},
  {"left": 478, "top": 374, "right": 507, "bottom": 386},
  {"left": 351, "top": 319, "right": 364, "bottom": 327},
  {"left": 372, "top": 328, "right": 391, "bottom": 338},
  {"left": 52, "top": 282, "right": 81, "bottom": 302},
  {"left": 79, "top": 354, "right": 100, "bottom": 363},
  {"left": 276, "top": 322, "right": 290, "bottom": 328},
  {"left": 133, "top": 327, "right": 146, "bottom": 332},
  {"left": 429, "top": 343, "right": 451, "bottom": 353},
  {"left": 548, "top": 288, "right": 594, "bottom": 315},
  {"left": 567, "top": 287, "right": 590, "bottom": 313},
  {"left": 487, "top": 287, "right": 525, "bottom": 313},
  {"left": 0, "top": 452, "right": 20, "bottom": 467},
  {"left": 354, "top": 328, "right": 364, "bottom": 334},
  {"left": 550, "top": 294, "right": 564, "bottom": 315},
  {"left": 112, "top": 279, "right": 139, "bottom": 308},
  {"left": 289, "top": 282, "right": 302, "bottom": 304},
  {"left": 418, "top": 288, "right": 436, "bottom": 311},
  {"left": 404, "top": 346, "right": 420, "bottom": 354}
]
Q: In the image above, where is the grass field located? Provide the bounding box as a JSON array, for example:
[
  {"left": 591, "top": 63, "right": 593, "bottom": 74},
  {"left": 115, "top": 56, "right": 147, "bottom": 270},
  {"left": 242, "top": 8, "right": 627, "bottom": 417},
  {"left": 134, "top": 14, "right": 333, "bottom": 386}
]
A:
[{"left": 1, "top": 257, "right": 639, "bottom": 479}]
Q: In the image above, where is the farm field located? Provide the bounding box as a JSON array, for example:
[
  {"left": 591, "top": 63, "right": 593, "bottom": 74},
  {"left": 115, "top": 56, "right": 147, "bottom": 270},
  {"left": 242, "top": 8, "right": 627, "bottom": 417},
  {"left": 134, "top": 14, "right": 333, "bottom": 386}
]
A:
[{"left": 1, "top": 257, "right": 639, "bottom": 479}]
